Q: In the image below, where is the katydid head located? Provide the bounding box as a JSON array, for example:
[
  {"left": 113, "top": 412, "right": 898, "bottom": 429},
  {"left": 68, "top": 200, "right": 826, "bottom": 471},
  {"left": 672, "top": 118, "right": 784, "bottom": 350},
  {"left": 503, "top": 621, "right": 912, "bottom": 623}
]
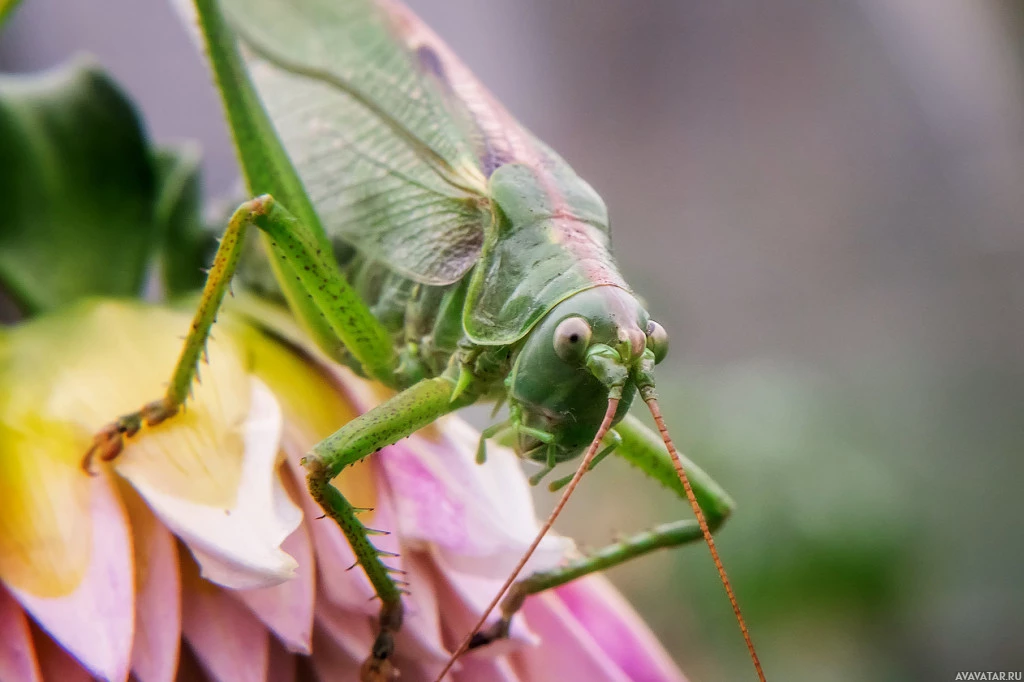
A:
[
  {"left": 451, "top": 288, "right": 766, "bottom": 682},
  {"left": 506, "top": 287, "right": 766, "bottom": 679},
  {"left": 507, "top": 285, "right": 667, "bottom": 465}
]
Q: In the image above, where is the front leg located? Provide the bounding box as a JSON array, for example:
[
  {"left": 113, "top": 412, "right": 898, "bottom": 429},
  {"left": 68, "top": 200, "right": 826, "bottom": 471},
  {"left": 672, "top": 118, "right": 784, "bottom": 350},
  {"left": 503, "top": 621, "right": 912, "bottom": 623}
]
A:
[
  {"left": 83, "top": 194, "right": 394, "bottom": 470},
  {"left": 304, "top": 376, "right": 471, "bottom": 680},
  {"left": 468, "top": 413, "right": 734, "bottom": 649},
  {"left": 84, "top": 197, "right": 270, "bottom": 468}
]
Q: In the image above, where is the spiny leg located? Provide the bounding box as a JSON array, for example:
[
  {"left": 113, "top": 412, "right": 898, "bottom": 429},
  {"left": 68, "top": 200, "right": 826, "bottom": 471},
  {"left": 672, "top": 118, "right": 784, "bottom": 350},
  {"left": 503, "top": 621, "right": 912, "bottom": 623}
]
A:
[
  {"left": 83, "top": 195, "right": 394, "bottom": 470},
  {"left": 467, "top": 413, "right": 734, "bottom": 650},
  {"left": 306, "top": 463, "right": 404, "bottom": 681},
  {"left": 84, "top": 197, "right": 267, "bottom": 468},
  {"left": 303, "top": 376, "right": 471, "bottom": 680}
]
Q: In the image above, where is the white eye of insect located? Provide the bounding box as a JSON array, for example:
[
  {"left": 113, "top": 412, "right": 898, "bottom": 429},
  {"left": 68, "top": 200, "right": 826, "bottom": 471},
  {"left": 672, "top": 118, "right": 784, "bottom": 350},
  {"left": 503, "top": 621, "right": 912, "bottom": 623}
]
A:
[
  {"left": 553, "top": 317, "right": 592, "bottom": 362},
  {"left": 646, "top": 320, "right": 669, "bottom": 363}
]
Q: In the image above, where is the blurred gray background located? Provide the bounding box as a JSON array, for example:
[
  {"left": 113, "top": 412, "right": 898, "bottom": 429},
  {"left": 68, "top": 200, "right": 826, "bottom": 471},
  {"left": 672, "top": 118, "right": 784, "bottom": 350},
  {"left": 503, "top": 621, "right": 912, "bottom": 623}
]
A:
[{"left": 3, "top": 1, "right": 1023, "bottom": 680}]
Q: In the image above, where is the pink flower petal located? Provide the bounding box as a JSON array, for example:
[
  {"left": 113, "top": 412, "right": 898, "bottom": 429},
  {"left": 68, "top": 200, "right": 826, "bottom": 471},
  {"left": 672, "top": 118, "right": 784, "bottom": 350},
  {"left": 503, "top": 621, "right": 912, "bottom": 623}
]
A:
[
  {"left": 32, "top": 623, "right": 93, "bottom": 682},
  {"left": 430, "top": 547, "right": 539, "bottom": 651},
  {"left": 181, "top": 559, "right": 269, "bottom": 682},
  {"left": 393, "top": 550, "right": 450, "bottom": 667},
  {"left": 389, "top": 652, "right": 433, "bottom": 682},
  {"left": 9, "top": 474, "right": 133, "bottom": 682},
  {"left": 0, "top": 586, "right": 41, "bottom": 682},
  {"left": 124, "top": 495, "right": 181, "bottom": 682},
  {"left": 554, "top": 576, "right": 687, "bottom": 682},
  {"left": 514, "top": 591, "right": 632, "bottom": 682},
  {"left": 310, "top": 617, "right": 366, "bottom": 682},
  {"left": 175, "top": 641, "right": 213, "bottom": 682},
  {"left": 267, "top": 636, "right": 297, "bottom": 682},
  {"left": 379, "top": 416, "right": 571, "bottom": 577},
  {"left": 452, "top": 654, "right": 520, "bottom": 682},
  {"left": 236, "top": 515, "right": 316, "bottom": 654},
  {"left": 314, "top": 598, "right": 374, "bottom": 663}
]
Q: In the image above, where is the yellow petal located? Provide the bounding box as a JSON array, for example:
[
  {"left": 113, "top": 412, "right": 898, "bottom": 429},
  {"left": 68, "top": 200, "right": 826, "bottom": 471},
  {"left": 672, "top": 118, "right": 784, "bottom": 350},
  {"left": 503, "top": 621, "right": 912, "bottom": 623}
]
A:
[
  {"left": 0, "top": 306, "right": 109, "bottom": 597},
  {"left": 132, "top": 378, "right": 302, "bottom": 589},
  {"left": 0, "top": 299, "right": 244, "bottom": 597},
  {"left": 231, "top": 292, "right": 443, "bottom": 444},
  {"left": 8, "top": 473, "right": 134, "bottom": 682},
  {"left": 0, "top": 300, "right": 297, "bottom": 594},
  {"left": 0, "top": 413, "right": 92, "bottom": 597},
  {"left": 243, "top": 322, "right": 375, "bottom": 511},
  {"left": 51, "top": 302, "right": 252, "bottom": 510}
]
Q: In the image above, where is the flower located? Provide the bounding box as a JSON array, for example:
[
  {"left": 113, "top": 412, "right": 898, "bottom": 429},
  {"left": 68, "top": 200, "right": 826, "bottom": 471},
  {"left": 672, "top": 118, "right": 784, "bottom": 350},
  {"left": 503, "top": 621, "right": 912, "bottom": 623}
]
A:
[{"left": 0, "top": 298, "right": 687, "bottom": 682}]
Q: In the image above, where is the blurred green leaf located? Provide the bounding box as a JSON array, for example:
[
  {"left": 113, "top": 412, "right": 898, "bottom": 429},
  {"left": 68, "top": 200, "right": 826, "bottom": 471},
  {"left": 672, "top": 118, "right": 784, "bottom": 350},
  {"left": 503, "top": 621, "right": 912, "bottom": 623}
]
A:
[
  {"left": 153, "top": 143, "right": 212, "bottom": 296},
  {"left": 0, "top": 0, "right": 22, "bottom": 30},
  {"left": 0, "top": 59, "right": 158, "bottom": 314}
]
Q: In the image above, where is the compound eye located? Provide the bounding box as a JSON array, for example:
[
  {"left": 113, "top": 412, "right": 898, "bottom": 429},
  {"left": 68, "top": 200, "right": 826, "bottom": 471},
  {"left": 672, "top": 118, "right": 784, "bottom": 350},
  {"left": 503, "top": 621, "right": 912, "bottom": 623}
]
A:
[
  {"left": 553, "top": 317, "right": 592, "bottom": 362},
  {"left": 646, "top": 320, "right": 669, "bottom": 363}
]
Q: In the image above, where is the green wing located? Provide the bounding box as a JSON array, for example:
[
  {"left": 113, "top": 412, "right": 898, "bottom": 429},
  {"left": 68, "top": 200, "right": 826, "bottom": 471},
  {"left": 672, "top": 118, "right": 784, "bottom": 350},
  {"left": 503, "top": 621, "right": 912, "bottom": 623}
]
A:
[{"left": 220, "top": 0, "right": 500, "bottom": 285}]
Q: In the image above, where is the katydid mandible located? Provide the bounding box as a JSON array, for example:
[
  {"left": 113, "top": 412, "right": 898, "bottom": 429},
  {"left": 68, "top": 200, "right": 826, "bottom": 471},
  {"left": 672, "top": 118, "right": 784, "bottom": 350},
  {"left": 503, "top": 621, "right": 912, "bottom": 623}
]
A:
[{"left": 84, "top": 0, "right": 765, "bottom": 679}]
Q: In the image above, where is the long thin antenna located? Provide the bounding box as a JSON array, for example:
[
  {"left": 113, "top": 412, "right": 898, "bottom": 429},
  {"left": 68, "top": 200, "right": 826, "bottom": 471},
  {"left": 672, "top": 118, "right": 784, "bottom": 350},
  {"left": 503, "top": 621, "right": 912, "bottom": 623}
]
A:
[
  {"left": 433, "top": 397, "right": 621, "bottom": 682},
  {"left": 645, "top": 395, "right": 766, "bottom": 682}
]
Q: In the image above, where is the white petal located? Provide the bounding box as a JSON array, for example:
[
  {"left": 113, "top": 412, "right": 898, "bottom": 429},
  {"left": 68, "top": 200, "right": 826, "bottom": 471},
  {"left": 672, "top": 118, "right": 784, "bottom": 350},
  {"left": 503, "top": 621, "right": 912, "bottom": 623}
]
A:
[
  {"left": 130, "top": 378, "right": 301, "bottom": 589},
  {"left": 181, "top": 566, "right": 269, "bottom": 682},
  {"left": 236, "top": 519, "right": 315, "bottom": 654}
]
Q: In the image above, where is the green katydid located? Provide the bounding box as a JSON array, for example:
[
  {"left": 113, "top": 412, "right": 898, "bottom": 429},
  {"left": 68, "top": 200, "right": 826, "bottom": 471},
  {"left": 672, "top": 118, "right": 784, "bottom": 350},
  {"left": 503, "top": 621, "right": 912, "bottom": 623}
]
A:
[{"left": 84, "top": 0, "right": 766, "bottom": 679}]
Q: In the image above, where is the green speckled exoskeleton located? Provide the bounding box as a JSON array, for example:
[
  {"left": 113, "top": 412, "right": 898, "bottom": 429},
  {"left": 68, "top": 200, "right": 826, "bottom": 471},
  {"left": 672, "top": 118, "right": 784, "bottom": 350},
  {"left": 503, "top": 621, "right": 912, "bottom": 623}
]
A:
[{"left": 84, "top": 0, "right": 765, "bottom": 679}]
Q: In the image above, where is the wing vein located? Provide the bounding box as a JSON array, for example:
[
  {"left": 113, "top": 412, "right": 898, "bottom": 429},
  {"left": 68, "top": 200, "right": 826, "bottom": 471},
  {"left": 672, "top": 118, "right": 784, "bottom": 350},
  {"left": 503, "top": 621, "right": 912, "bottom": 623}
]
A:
[{"left": 234, "top": 22, "right": 487, "bottom": 198}]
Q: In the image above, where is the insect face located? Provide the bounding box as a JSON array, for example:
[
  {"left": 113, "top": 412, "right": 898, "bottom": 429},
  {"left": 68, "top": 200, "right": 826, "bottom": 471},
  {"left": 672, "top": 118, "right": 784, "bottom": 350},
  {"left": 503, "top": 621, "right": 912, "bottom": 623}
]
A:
[{"left": 507, "top": 285, "right": 668, "bottom": 462}]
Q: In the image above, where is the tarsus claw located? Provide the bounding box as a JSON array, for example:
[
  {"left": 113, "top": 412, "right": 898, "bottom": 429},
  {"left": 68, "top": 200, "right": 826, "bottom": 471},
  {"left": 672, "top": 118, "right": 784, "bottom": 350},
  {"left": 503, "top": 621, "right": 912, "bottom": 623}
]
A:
[
  {"left": 81, "top": 399, "right": 180, "bottom": 474},
  {"left": 359, "top": 656, "right": 398, "bottom": 682},
  {"left": 361, "top": 632, "right": 399, "bottom": 681}
]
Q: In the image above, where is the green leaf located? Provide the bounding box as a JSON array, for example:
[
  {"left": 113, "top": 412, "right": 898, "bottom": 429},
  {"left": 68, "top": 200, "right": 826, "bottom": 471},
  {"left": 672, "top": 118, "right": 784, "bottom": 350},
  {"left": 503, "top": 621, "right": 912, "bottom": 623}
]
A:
[
  {"left": 0, "top": 59, "right": 159, "bottom": 314},
  {"left": 152, "top": 143, "right": 213, "bottom": 296},
  {"left": 0, "top": 0, "right": 23, "bottom": 31}
]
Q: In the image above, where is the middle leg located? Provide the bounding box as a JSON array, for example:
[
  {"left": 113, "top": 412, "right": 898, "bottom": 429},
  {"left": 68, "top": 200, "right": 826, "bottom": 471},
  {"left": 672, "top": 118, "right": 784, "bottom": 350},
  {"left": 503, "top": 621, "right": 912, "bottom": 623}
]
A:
[{"left": 304, "top": 375, "right": 473, "bottom": 680}]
